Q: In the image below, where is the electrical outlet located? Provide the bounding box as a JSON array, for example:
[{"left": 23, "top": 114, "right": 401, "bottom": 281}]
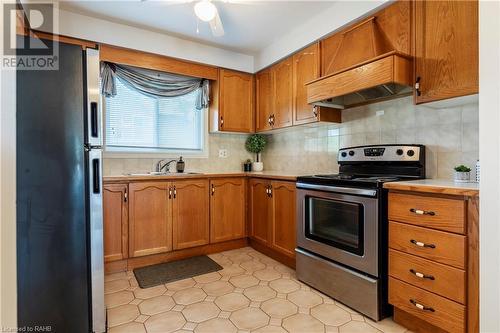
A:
[
  {"left": 376, "top": 110, "right": 385, "bottom": 116},
  {"left": 218, "top": 149, "right": 228, "bottom": 158}
]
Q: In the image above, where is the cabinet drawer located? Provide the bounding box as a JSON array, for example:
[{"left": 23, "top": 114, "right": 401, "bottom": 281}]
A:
[
  {"left": 389, "top": 277, "right": 465, "bottom": 333},
  {"left": 389, "top": 249, "right": 465, "bottom": 304},
  {"left": 389, "top": 222, "right": 466, "bottom": 269},
  {"left": 388, "top": 192, "right": 465, "bottom": 234}
]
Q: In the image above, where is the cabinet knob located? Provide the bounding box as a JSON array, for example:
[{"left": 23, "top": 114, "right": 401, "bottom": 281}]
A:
[
  {"left": 409, "top": 208, "right": 435, "bottom": 216},
  {"left": 211, "top": 184, "right": 215, "bottom": 196},
  {"left": 168, "top": 187, "right": 172, "bottom": 199},
  {"left": 124, "top": 188, "right": 128, "bottom": 202},
  {"left": 220, "top": 116, "right": 224, "bottom": 128}
]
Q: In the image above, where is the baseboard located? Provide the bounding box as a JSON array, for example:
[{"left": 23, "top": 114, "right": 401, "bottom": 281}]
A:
[
  {"left": 248, "top": 238, "right": 296, "bottom": 269},
  {"left": 393, "top": 307, "right": 447, "bottom": 333},
  {"left": 105, "top": 238, "right": 248, "bottom": 274}
]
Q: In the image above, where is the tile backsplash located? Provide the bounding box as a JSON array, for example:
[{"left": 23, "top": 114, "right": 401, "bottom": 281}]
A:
[
  {"left": 262, "top": 96, "right": 479, "bottom": 179},
  {"left": 105, "top": 95, "right": 479, "bottom": 180},
  {"left": 103, "top": 133, "right": 253, "bottom": 175}
]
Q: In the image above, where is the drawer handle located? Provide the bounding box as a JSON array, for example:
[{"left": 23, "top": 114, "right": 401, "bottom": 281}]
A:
[
  {"left": 410, "top": 239, "right": 436, "bottom": 249},
  {"left": 409, "top": 269, "right": 435, "bottom": 280},
  {"left": 410, "top": 208, "right": 436, "bottom": 216},
  {"left": 410, "top": 299, "right": 435, "bottom": 312}
]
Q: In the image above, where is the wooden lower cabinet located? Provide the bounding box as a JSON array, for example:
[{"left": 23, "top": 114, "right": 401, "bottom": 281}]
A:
[
  {"left": 249, "top": 179, "right": 296, "bottom": 260},
  {"left": 172, "top": 180, "right": 210, "bottom": 250},
  {"left": 249, "top": 179, "right": 272, "bottom": 244},
  {"left": 128, "top": 182, "right": 172, "bottom": 257},
  {"left": 210, "top": 178, "right": 247, "bottom": 243},
  {"left": 271, "top": 181, "right": 296, "bottom": 257},
  {"left": 103, "top": 184, "right": 128, "bottom": 262}
]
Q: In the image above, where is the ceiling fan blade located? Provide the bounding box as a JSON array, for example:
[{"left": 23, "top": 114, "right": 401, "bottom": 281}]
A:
[{"left": 209, "top": 11, "right": 224, "bottom": 36}]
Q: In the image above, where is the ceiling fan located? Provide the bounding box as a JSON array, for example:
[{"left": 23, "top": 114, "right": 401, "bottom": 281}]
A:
[
  {"left": 141, "top": 0, "right": 227, "bottom": 37},
  {"left": 193, "top": 0, "right": 225, "bottom": 37}
]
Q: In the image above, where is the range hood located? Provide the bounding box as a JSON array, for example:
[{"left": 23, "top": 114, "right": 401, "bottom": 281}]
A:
[{"left": 306, "top": 17, "right": 413, "bottom": 109}]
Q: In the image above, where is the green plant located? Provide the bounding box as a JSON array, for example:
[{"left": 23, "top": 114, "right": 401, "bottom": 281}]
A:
[
  {"left": 454, "top": 165, "right": 471, "bottom": 172},
  {"left": 245, "top": 134, "right": 267, "bottom": 162}
]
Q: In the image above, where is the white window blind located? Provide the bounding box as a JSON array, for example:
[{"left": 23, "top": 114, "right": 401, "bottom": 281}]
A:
[{"left": 105, "top": 77, "right": 204, "bottom": 152}]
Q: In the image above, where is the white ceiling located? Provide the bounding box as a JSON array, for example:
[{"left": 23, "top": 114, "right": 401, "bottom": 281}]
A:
[{"left": 59, "top": 1, "right": 337, "bottom": 54}]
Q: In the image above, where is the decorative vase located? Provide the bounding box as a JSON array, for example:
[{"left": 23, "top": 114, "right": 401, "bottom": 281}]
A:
[
  {"left": 454, "top": 171, "right": 470, "bottom": 183},
  {"left": 252, "top": 162, "right": 264, "bottom": 172}
]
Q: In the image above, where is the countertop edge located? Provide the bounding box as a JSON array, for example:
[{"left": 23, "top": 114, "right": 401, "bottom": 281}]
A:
[
  {"left": 384, "top": 180, "right": 479, "bottom": 197},
  {"left": 103, "top": 172, "right": 300, "bottom": 183}
]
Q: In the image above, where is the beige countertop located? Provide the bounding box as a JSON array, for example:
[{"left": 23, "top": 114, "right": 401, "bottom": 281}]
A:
[
  {"left": 103, "top": 171, "right": 303, "bottom": 183},
  {"left": 384, "top": 179, "right": 479, "bottom": 196}
]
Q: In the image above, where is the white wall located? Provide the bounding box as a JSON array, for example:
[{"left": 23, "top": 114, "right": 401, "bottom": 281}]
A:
[
  {"left": 56, "top": 9, "right": 255, "bottom": 73},
  {"left": 254, "top": 0, "right": 388, "bottom": 70},
  {"left": 479, "top": 1, "right": 500, "bottom": 332},
  {"left": 0, "top": 43, "right": 18, "bottom": 330}
]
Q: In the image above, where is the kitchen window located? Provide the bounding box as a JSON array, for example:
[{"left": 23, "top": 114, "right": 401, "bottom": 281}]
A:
[{"left": 104, "top": 77, "right": 206, "bottom": 155}]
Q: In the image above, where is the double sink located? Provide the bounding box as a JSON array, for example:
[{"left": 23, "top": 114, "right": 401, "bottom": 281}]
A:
[{"left": 126, "top": 171, "right": 202, "bottom": 176}]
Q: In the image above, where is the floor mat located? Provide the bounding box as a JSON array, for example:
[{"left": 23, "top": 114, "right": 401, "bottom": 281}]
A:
[{"left": 133, "top": 255, "right": 223, "bottom": 289}]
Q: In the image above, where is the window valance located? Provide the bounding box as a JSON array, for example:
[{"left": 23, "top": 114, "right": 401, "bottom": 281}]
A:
[{"left": 100, "top": 61, "right": 209, "bottom": 110}]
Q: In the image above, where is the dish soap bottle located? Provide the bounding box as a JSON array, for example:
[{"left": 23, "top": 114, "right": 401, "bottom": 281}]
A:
[{"left": 176, "top": 156, "right": 185, "bottom": 173}]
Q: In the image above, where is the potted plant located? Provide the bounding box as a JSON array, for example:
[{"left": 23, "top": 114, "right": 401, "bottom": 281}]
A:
[
  {"left": 245, "top": 134, "right": 267, "bottom": 172},
  {"left": 454, "top": 165, "right": 471, "bottom": 183}
]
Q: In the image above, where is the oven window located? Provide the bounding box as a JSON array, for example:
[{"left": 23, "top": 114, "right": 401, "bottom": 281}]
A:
[{"left": 305, "top": 197, "right": 364, "bottom": 255}]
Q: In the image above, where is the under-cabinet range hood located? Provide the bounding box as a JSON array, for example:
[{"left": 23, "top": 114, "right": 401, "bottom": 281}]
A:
[{"left": 306, "top": 17, "right": 413, "bottom": 109}]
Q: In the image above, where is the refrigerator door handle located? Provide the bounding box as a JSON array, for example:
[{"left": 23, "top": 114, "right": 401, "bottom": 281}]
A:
[
  {"left": 87, "top": 148, "right": 105, "bottom": 333},
  {"left": 92, "top": 158, "right": 100, "bottom": 194},
  {"left": 85, "top": 48, "right": 102, "bottom": 147}
]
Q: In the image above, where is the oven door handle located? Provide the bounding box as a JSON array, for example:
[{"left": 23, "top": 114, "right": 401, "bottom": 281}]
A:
[{"left": 296, "top": 182, "right": 378, "bottom": 197}]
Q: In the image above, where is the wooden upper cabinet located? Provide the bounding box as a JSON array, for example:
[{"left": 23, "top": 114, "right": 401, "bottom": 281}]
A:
[
  {"left": 414, "top": 0, "right": 478, "bottom": 104},
  {"left": 272, "top": 57, "right": 294, "bottom": 129},
  {"left": 249, "top": 178, "right": 272, "bottom": 244},
  {"left": 128, "top": 182, "right": 171, "bottom": 257},
  {"left": 256, "top": 68, "right": 273, "bottom": 132},
  {"left": 292, "top": 43, "right": 320, "bottom": 125},
  {"left": 103, "top": 184, "right": 128, "bottom": 262},
  {"left": 321, "top": 0, "right": 411, "bottom": 76},
  {"left": 172, "top": 179, "right": 210, "bottom": 250},
  {"left": 218, "top": 69, "right": 254, "bottom": 133},
  {"left": 271, "top": 181, "right": 296, "bottom": 258},
  {"left": 210, "top": 178, "right": 247, "bottom": 243}
]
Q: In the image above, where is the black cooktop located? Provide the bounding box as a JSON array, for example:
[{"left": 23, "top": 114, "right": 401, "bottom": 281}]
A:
[{"left": 296, "top": 174, "right": 416, "bottom": 189}]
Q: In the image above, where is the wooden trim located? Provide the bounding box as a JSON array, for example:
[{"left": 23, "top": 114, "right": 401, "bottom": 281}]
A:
[
  {"left": 249, "top": 238, "right": 295, "bottom": 269},
  {"left": 105, "top": 238, "right": 248, "bottom": 273},
  {"left": 100, "top": 44, "right": 218, "bottom": 80},
  {"left": 384, "top": 182, "right": 479, "bottom": 197},
  {"left": 467, "top": 196, "right": 480, "bottom": 333},
  {"left": 393, "top": 307, "right": 448, "bottom": 333}
]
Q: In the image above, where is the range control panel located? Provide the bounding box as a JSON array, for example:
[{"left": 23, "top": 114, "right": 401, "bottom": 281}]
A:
[{"left": 338, "top": 145, "right": 424, "bottom": 162}]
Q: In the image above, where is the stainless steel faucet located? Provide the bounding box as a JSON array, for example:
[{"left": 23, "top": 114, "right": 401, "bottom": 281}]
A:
[{"left": 156, "top": 159, "right": 178, "bottom": 173}]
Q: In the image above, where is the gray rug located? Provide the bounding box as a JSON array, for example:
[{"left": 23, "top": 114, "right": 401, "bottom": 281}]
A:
[{"left": 133, "top": 255, "right": 223, "bottom": 289}]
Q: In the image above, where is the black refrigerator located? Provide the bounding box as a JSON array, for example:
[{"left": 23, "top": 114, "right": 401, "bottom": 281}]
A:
[{"left": 16, "top": 39, "right": 106, "bottom": 332}]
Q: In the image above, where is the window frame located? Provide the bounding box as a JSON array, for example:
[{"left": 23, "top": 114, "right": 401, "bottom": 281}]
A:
[{"left": 102, "top": 90, "right": 209, "bottom": 159}]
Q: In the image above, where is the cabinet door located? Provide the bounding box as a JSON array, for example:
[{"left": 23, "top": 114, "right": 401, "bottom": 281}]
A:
[
  {"left": 219, "top": 69, "right": 254, "bottom": 133},
  {"left": 273, "top": 57, "right": 293, "bottom": 129},
  {"left": 172, "top": 179, "right": 210, "bottom": 250},
  {"left": 414, "top": 0, "right": 478, "bottom": 103},
  {"left": 128, "top": 182, "right": 171, "bottom": 257},
  {"left": 271, "top": 181, "right": 296, "bottom": 258},
  {"left": 293, "top": 43, "right": 320, "bottom": 125},
  {"left": 103, "top": 184, "right": 128, "bottom": 262},
  {"left": 210, "top": 178, "right": 247, "bottom": 243},
  {"left": 256, "top": 69, "right": 273, "bottom": 132},
  {"left": 249, "top": 178, "right": 272, "bottom": 244}
]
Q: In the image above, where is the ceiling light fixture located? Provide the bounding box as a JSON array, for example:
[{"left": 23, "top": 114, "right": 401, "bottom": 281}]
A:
[{"left": 194, "top": 0, "right": 217, "bottom": 22}]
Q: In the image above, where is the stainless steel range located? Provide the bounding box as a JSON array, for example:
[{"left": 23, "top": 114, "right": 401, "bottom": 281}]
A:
[{"left": 295, "top": 144, "right": 425, "bottom": 321}]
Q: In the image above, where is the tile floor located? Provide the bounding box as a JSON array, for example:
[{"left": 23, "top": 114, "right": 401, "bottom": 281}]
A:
[{"left": 105, "top": 247, "right": 412, "bottom": 333}]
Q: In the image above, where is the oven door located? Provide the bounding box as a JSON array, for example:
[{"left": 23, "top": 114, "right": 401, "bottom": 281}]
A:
[{"left": 296, "top": 183, "right": 379, "bottom": 277}]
